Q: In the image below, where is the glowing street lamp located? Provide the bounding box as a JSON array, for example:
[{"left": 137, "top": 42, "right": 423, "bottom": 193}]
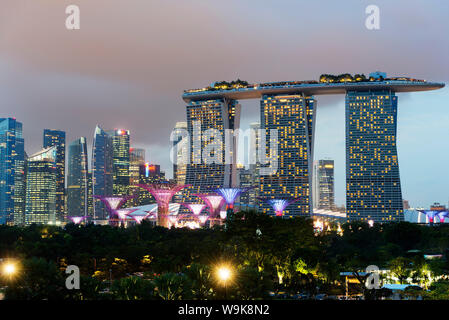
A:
[
  {"left": 215, "top": 264, "right": 233, "bottom": 299},
  {"left": 2, "top": 261, "right": 18, "bottom": 280}
]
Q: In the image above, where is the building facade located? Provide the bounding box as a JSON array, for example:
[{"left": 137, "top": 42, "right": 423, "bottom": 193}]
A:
[
  {"left": 67, "top": 137, "right": 89, "bottom": 218},
  {"left": 172, "top": 121, "right": 188, "bottom": 185},
  {"left": 259, "top": 94, "right": 316, "bottom": 217},
  {"left": 345, "top": 90, "right": 403, "bottom": 222},
  {"left": 43, "top": 129, "right": 66, "bottom": 220},
  {"left": 109, "top": 129, "right": 130, "bottom": 197},
  {"left": 92, "top": 125, "right": 113, "bottom": 220},
  {"left": 182, "top": 99, "right": 241, "bottom": 204},
  {"left": 313, "top": 159, "right": 335, "bottom": 210},
  {"left": 0, "top": 118, "right": 26, "bottom": 225},
  {"left": 25, "top": 146, "right": 57, "bottom": 225}
]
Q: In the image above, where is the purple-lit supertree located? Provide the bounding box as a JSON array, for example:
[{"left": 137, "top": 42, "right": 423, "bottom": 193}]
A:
[
  {"left": 417, "top": 210, "right": 440, "bottom": 224},
  {"left": 194, "top": 194, "right": 225, "bottom": 218},
  {"left": 261, "top": 198, "right": 300, "bottom": 217},
  {"left": 93, "top": 195, "right": 135, "bottom": 225},
  {"left": 69, "top": 216, "right": 85, "bottom": 225},
  {"left": 138, "top": 183, "right": 189, "bottom": 227},
  {"left": 215, "top": 187, "right": 255, "bottom": 215},
  {"left": 438, "top": 211, "right": 449, "bottom": 223}
]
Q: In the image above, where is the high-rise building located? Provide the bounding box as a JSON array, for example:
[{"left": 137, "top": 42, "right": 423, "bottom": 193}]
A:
[
  {"left": 129, "top": 147, "right": 146, "bottom": 206},
  {"left": 259, "top": 94, "right": 316, "bottom": 217},
  {"left": 92, "top": 125, "right": 113, "bottom": 220},
  {"left": 172, "top": 121, "right": 188, "bottom": 185},
  {"left": 86, "top": 172, "right": 94, "bottom": 218},
  {"left": 182, "top": 99, "right": 241, "bottom": 204},
  {"left": 67, "top": 137, "right": 89, "bottom": 218},
  {"left": 136, "top": 163, "right": 166, "bottom": 205},
  {"left": 0, "top": 118, "right": 26, "bottom": 225},
  {"left": 43, "top": 129, "right": 66, "bottom": 220},
  {"left": 25, "top": 146, "right": 57, "bottom": 225},
  {"left": 346, "top": 90, "right": 403, "bottom": 222},
  {"left": 108, "top": 129, "right": 130, "bottom": 197},
  {"left": 313, "top": 159, "right": 335, "bottom": 210}
]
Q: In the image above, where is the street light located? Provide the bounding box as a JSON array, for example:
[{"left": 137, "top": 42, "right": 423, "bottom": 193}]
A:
[
  {"left": 2, "top": 261, "right": 18, "bottom": 280},
  {"left": 215, "top": 264, "right": 233, "bottom": 299}
]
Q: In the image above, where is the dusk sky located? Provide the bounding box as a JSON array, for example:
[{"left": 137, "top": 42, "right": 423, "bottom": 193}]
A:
[{"left": 1, "top": 0, "right": 448, "bottom": 208}]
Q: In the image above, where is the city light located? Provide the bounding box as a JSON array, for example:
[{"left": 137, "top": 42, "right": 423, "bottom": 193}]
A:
[
  {"left": 263, "top": 198, "right": 299, "bottom": 217},
  {"left": 2, "top": 261, "right": 18, "bottom": 279},
  {"left": 216, "top": 265, "right": 233, "bottom": 284}
]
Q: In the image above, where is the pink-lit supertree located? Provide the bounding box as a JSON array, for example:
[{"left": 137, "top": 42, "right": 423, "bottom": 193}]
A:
[
  {"left": 182, "top": 203, "right": 207, "bottom": 216},
  {"left": 138, "top": 183, "right": 189, "bottom": 227},
  {"left": 261, "top": 198, "right": 300, "bottom": 217},
  {"left": 93, "top": 195, "right": 135, "bottom": 225},
  {"left": 194, "top": 194, "right": 225, "bottom": 218},
  {"left": 69, "top": 216, "right": 85, "bottom": 225}
]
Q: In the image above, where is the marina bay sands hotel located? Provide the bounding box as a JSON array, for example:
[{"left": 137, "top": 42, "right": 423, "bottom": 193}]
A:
[{"left": 181, "top": 72, "right": 444, "bottom": 222}]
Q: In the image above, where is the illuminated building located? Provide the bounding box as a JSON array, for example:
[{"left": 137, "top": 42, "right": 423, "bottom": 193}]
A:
[
  {"left": 136, "top": 163, "right": 166, "bottom": 205},
  {"left": 346, "top": 89, "right": 403, "bottom": 222},
  {"left": 172, "top": 121, "right": 188, "bottom": 185},
  {"left": 259, "top": 94, "right": 315, "bottom": 217},
  {"left": 0, "top": 118, "right": 26, "bottom": 225},
  {"left": 67, "top": 137, "right": 89, "bottom": 219},
  {"left": 182, "top": 99, "right": 241, "bottom": 206},
  {"left": 138, "top": 183, "right": 188, "bottom": 227},
  {"left": 25, "top": 146, "right": 57, "bottom": 225},
  {"left": 43, "top": 129, "right": 66, "bottom": 220},
  {"left": 108, "top": 129, "right": 130, "bottom": 197},
  {"left": 261, "top": 198, "right": 300, "bottom": 217},
  {"left": 313, "top": 159, "right": 335, "bottom": 210},
  {"left": 183, "top": 75, "right": 444, "bottom": 222},
  {"left": 92, "top": 125, "right": 113, "bottom": 220},
  {"left": 129, "top": 147, "right": 146, "bottom": 206}
]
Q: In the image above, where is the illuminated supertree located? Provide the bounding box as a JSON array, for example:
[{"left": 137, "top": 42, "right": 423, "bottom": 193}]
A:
[
  {"left": 138, "top": 183, "right": 189, "bottom": 227},
  {"left": 116, "top": 208, "right": 139, "bottom": 220},
  {"left": 418, "top": 210, "right": 439, "bottom": 224},
  {"left": 69, "top": 216, "right": 85, "bottom": 225},
  {"left": 194, "top": 194, "right": 225, "bottom": 218},
  {"left": 93, "top": 195, "right": 135, "bottom": 225},
  {"left": 131, "top": 214, "right": 149, "bottom": 224},
  {"left": 182, "top": 203, "right": 207, "bottom": 216},
  {"left": 215, "top": 187, "right": 255, "bottom": 216},
  {"left": 438, "top": 211, "right": 449, "bottom": 223},
  {"left": 261, "top": 198, "right": 300, "bottom": 217}
]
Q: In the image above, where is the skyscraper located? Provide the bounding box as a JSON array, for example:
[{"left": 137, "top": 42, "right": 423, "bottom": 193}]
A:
[
  {"left": 0, "top": 118, "right": 26, "bottom": 225},
  {"left": 172, "top": 121, "right": 188, "bottom": 185},
  {"left": 67, "top": 137, "right": 89, "bottom": 218},
  {"left": 108, "top": 129, "right": 130, "bottom": 197},
  {"left": 313, "top": 159, "right": 335, "bottom": 210},
  {"left": 92, "top": 125, "right": 113, "bottom": 220},
  {"left": 129, "top": 147, "right": 146, "bottom": 206},
  {"left": 346, "top": 90, "right": 403, "bottom": 222},
  {"left": 259, "top": 94, "right": 316, "bottom": 217},
  {"left": 183, "top": 99, "right": 241, "bottom": 204},
  {"left": 43, "top": 129, "right": 66, "bottom": 220},
  {"left": 25, "top": 146, "right": 57, "bottom": 225}
]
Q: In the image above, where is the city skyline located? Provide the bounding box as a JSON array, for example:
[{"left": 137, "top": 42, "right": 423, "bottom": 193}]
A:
[{"left": 1, "top": 1, "right": 448, "bottom": 208}]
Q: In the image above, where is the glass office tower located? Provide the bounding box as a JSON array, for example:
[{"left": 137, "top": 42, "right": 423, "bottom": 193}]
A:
[
  {"left": 314, "top": 159, "right": 335, "bottom": 210},
  {"left": 108, "top": 129, "right": 130, "bottom": 197},
  {"left": 259, "top": 94, "right": 316, "bottom": 217},
  {"left": 43, "top": 129, "right": 66, "bottom": 220},
  {"left": 67, "top": 137, "right": 89, "bottom": 218},
  {"left": 92, "top": 125, "right": 113, "bottom": 220},
  {"left": 0, "top": 118, "right": 26, "bottom": 225},
  {"left": 182, "top": 99, "right": 241, "bottom": 204},
  {"left": 346, "top": 90, "right": 403, "bottom": 222},
  {"left": 25, "top": 146, "right": 57, "bottom": 225}
]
